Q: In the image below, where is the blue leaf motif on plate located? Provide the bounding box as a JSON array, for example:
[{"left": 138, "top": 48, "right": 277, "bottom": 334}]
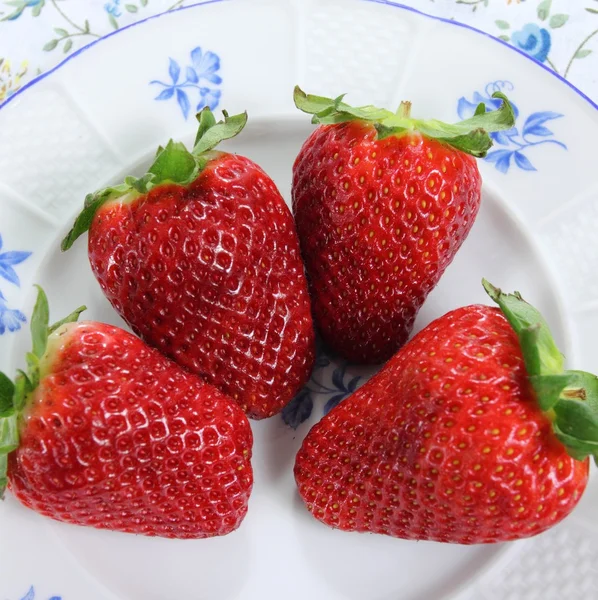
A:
[
  {"left": 485, "top": 149, "right": 513, "bottom": 174},
  {"left": 17, "top": 586, "right": 61, "bottom": 600},
  {"left": 513, "top": 151, "right": 536, "bottom": 171},
  {"left": 0, "top": 233, "right": 31, "bottom": 336},
  {"left": 282, "top": 388, "right": 314, "bottom": 430},
  {"left": 522, "top": 112, "right": 563, "bottom": 137},
  {"left": 457, "top": 81, "right": 566, "bottom": 174},
  {"left": 150, "top": 46, "right": 222, "bottom": 119},
  {"left": 20, "top": 587, "right": 35, "bottom": 600},
  {"left": 323, "top": 394, "right": 347, "bottom": 415},
  {"left": 168, "top": 58, "right": 180, "bottom": 85},
  {"left": 324, "top": 364, "right": 362, "bottom": 415},
  {"left": 176, "top": 88, "right": 191, "bottom": 120}
]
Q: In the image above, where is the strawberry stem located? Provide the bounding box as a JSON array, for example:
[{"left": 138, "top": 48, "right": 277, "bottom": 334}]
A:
[
  {"left": 293, "top": 86, "right": 516, "bottom": 158},
  {"left": 396, "top": 101, "right": 412, "bottom": 119},
  {"left": 483, "top": 279, "right": 598, "bottom": 465},
  {"left": 0, "top": 286, "right": 86, "bottom": 498},
  {"left": 61, "top": 108, "right": 248, "bottom": 251}
]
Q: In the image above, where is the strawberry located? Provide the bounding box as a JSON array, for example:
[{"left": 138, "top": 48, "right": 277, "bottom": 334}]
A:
[
  {"left": 294, "top": 281, "right": 596, "bottom": 544},
  {"left": 292, "top": 87, "right": 515, "bottom": 363},
  {"left": 0, "top": 287, "right": 253, "bottom": 539},
  {"left": 62, "top": 109, "right": 315, "bottom": 419}
]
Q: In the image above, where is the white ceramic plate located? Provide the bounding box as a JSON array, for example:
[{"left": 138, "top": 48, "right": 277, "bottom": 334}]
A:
[{"left": 1, "top": 1, "right": 597, "bottom": 599}]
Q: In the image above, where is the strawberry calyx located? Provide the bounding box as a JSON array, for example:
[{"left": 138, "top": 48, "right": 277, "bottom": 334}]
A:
[
  {"left": 61, "top": 108, "right": 248, "bottom": 251},
  {"left": 483, "top": 280, "right": 598, "bottom": 465},
  {"left": 0, "top": 286, "right": 86, "bottom": 497},
  {"left": 293, "top": 86, "right": 516, "bottom": 158}
]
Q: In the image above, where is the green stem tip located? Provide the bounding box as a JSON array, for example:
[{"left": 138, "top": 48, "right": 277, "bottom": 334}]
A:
[
  {"left": 293, "top": 85, "right": 516, "bottom": 159},
  {"left": 483, "top": 279, "right": 598, "bottom": 465},
  {"left": 0, "top": 286, "right": 86, "bottom": 498},
  {"left": 61, "top": 107, "right": 248, "bottom": 252}
]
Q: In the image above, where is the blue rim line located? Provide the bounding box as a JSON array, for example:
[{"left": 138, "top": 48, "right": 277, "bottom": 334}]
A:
[{"left": 1, "top": 0, "right": 596, "bottom": 112}]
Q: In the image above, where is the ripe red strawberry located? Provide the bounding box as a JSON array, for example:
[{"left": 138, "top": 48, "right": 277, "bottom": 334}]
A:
[
  {"left": 292, "top": 87, "right": 515, "bottom": 363},
  {"left": 0, "top": 288, "right": 253, "bottom": 539},
  {"left": 62, "top": 109, "right": 315, "bottom": 419},
  {"left": 294, "top": 281, "right": 596, "bottom": 544}
]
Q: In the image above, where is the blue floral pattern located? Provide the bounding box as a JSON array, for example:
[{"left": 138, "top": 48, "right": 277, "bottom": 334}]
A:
[
  {"left": 150, "top": 46, "right": 222, "bottom": 120},
  {"left": 0, "top": 233, "right": 31, "bottom": 335},
  {"left": 282, "top": 339, "right": 363, "bottom": 429},
  {"left": 103, "top": 0, "right": 121, "bottom": 19},
  {"left": 457, "top": 80, "right": 566, "bottom": 173},
  {"left": 18, "top": 586, "right": 61, "bottom": 600},
  {"left": 511, "top": 23, "right": 552, "bottom": 63}
]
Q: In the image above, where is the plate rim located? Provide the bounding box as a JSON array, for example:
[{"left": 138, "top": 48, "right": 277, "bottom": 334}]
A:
[
  {"left": 0, "top": 0, "right": 597, "bottom": 113},
  {"left": 0, "top": 2, "right": 595, "bottom": 598}
]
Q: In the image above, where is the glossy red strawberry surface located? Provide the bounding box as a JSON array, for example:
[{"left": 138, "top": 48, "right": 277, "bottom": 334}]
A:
[
  {"left": 8, "top": 321, "right": 253, "bottom": 539},
  {"left": 89, "top": 152, "right": 315, "bottom": 419},
  {"left": 293, "top": 123, "right": 481, "bottom": 364},
  {"left": 294, "top": 305, "right": 588, "bottom": 544}
]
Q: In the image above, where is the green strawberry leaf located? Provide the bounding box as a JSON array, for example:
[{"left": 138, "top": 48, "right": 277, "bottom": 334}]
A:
[
  {"left": 30, "top": 284, "right": 50, "bottom": 359},
  {"left": 294, "top": 87, "right": 515, "bottom": 158},
  {"left": 48, "top": 305, "right": 86, "bottom": 335},
  {"left": 192, "top": 109, "right": 248, "bottom": 155},
  {"left": 0, "top": 373, "right": 14, "bottom": 415},
  {"left": 12, "top": 372, "right": 30, "bottom": 412},
  {"left": 194, "top": 106, "right": 217, "bottom": 146},
  {"left": 0, "top": 415, "right": 18, "bottom": 498},
  {"left": 482, "top": 279, "right": 563, "bottom": 376},
  {"left": 529, "top": 373, "right": 573, "bottom": 411},
  {"left": 484, "top": 279, "right": 598, "bottom": 464},
  {"left": 62, "top": 108, "right": 247, "bottom": 251},
  {"left": 148, "top": 140, "right": 198, "bottom": 184},
  {"left": 61, "top": 184, "right": 131, "bottom": 251},
  {"left": 0, "top": 414, "right": 19, "bottom": 454},
  {"left": 25, "top": 353, "right": 40, "bottom": 388},
  {"left": 552, "top": 423, "right": 598, "bottom": 462},
  {"left": 0, "top": 285, "right": 86, "bottom": 491},
  {"left": 0, "top": 454, "right": 7, "bottom": 497}
]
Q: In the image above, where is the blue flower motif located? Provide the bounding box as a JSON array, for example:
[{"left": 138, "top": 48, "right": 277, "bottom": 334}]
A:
[
  {"left": 0, "top": 233, "right": 31, "bottom": 335},
  {"left": 457, "top": 81, "right": 566, "bottom": 174},
  {"left": 150, "top": 46, "right": 222, "bottom": 119},
  {"left": 190, "top": 47, "right": 222, "bottom": 85},
  {"left": 0, "top": 291, "right": 26, "bottom": 335},
  {"left": 104, "top": 0, "right": 121, "bottom": 18},
  {"left": 198, "top": 87, "right": 222, "bottom": 112},
  {"left": 18, "top": 586, "right": 61, "bottom": 600},
  {"left": 0, "top": 233, "right": 31, "bottom": 287},
  {"left": 511, "top": 23, "right": 552, "bottom": 63}
]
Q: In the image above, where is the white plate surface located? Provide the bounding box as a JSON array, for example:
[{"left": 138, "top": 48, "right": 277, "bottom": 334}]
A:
[{"left": 1, "top": 1, "right": 597, "bottom": 599}]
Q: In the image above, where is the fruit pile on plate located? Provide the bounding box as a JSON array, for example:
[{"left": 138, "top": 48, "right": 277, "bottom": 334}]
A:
[{"left": 0, "top": 87, "right": 595, "bottom": 546}]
